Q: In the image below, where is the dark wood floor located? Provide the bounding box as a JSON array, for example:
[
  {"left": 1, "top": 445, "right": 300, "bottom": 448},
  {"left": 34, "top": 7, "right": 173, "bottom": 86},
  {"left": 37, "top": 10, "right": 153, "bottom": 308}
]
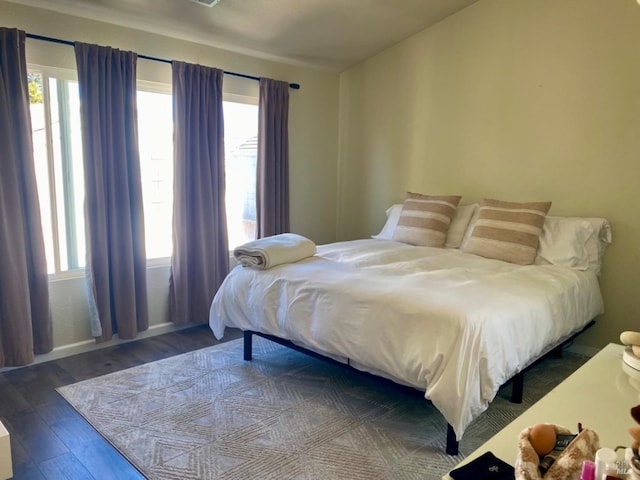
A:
[{"left": 0, "top": 324, "right": 242, "bottom": 480}]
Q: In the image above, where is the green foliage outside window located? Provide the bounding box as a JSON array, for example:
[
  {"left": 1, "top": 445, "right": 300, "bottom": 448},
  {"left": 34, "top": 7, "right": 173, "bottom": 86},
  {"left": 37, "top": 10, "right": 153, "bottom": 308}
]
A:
[{"left": 28, "top": 72, "right": 43, "bottom": 104}]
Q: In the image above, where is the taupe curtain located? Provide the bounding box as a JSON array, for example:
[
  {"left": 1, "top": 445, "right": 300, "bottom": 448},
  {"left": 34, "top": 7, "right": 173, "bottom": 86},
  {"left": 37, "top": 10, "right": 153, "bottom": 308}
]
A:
[
  {"left": 169, "top": 61, "right": 229, "bottom": 325},
  {"left": 257, "top": 78, "right": 290, "bottom": 237},
  {"left": 74, "top": 42, "right": 148, "bottom": 342},
  {"left": 0, "top": 28, "right": 53, "bottom": 366}
]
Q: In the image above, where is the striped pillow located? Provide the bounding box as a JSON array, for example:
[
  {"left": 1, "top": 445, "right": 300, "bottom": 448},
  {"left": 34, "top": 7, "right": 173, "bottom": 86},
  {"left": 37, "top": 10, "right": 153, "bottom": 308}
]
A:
[
  {"left": 462, "top": 198, "right": 552, "bottom": 265},
  {"left": 392, "top": 192, "right": 462, "bottom": 247}
]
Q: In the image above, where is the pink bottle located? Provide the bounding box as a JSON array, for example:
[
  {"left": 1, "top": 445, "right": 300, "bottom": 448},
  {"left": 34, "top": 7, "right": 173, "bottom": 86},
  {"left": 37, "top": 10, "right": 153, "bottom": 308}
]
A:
[{"left": 580, "top": 460, "right": 595, "bottom": 480}]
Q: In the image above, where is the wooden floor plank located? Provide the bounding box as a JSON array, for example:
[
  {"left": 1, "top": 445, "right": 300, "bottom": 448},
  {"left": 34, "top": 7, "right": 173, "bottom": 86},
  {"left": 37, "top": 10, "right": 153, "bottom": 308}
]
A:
[
  {"left": 48, "top": 412, "right": 105, "bottom": 451},
  {"left": 7, "top": 465, "right": 45, "bottom": 480},
  {"left": 0, "top": 324, "right": 239, "bottom": 480},
  {"left": 6, "top": 411, "right": 69, "bottom": 464},
  {"left": 38, "top": 452, "right": 95, "bottom": 480},
  {"left": 71, "top": 439, "right": 146, "bottom": 480},
  {"left": 0, "top": 377, "right": 37, "bottom": 416},
  {"left": 33, "top": 394, "right": 80, "bottom": 426},
  {"left": 2, "top": 422, "right": 39, "bottom": 478}
]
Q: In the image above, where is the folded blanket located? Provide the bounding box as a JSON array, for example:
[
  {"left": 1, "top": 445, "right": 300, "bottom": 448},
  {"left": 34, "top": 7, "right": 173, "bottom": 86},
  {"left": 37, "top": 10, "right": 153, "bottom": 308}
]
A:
[{"left": 233, "top": 233, "right": 317, "bottom": 270}]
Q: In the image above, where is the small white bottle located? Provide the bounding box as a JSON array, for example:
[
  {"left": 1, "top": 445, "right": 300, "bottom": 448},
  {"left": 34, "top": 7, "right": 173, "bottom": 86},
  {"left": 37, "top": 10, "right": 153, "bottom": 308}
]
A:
[{"left": 594, "top": 448, "right": 617, "bottom": 480}]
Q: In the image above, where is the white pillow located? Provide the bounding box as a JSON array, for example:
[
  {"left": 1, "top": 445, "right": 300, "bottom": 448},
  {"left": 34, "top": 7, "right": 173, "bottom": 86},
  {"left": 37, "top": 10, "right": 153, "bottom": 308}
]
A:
[
  {"left": 373, "top": 203, "right": 478, "bottom": 248},
  {"left": 535, "top": 218, "right": 594, "bottom": 270},
  {"left": 445, "top": 203, "right": 478, "bottom": 249},
  {"left": 372, "top": 204, "right": 403, "bottom": 240},
  {"left": 586, "top": 218, "right": 613, "bottom": 274},
  {"left": 534, "top": 216, "right": 612, "bottom": 275},
  {"left": 460, "top": 205, "right": 481, "bottom": 250}
]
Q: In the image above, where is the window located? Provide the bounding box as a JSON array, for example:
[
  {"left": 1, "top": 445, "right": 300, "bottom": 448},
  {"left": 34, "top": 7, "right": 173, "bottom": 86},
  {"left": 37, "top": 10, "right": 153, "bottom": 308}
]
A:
[
  {"left": 138, "top": 94, "right": 260, "bottom": 258},
  {"left": 223, "top": 100, "right": 259, "bottom": 250},
  {"left": 137, "top": 87, "right": 174, "bottom": 260},
  {"left": 29, "top": 70, "right": 85, "bottom": 275},
  {"left": 29, "top": 67, "right": 258, "bottom": 275}
]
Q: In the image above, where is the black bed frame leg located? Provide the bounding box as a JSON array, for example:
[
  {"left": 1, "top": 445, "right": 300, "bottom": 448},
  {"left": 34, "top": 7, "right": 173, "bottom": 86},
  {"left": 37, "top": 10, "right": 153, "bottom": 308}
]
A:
[
  {"left": 551, "top": 345, "right": 563, "bottom": 358},
  {"left": 446, "top": 424, "right": 459, "bottom": 456},
  {"left": 511, "top": 371, "right": 524, "bottom": 404},
  {"left": 243, "top": 330, "right": 253, "bottom": 361}
]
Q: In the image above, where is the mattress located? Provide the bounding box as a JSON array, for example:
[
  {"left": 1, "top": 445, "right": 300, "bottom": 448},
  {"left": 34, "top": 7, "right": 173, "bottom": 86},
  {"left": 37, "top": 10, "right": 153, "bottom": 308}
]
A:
[{"left": 209, "top": 238, "right": 604, "bottom": 440}]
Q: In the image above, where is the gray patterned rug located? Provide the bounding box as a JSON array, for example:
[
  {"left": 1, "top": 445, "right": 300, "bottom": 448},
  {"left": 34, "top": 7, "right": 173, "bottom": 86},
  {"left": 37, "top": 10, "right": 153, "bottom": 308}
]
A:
[{"left": 56, "top": 336, "right": 587, "bottom": 479}]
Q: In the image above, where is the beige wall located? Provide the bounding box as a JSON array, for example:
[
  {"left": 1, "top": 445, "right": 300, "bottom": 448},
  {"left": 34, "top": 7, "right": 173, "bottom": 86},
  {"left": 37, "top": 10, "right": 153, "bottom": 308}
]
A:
[
  {"left": 1, "top": 1, "right": 340, "bottom": 354},
  {"left": 338, "top": 0, "right": 640, "bottom": 349}
]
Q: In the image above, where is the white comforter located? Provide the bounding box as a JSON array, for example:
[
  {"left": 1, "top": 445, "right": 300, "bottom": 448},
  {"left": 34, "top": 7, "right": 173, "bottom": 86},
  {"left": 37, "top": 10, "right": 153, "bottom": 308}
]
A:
[{"left": 209, "top": 239, "right": 604, "bottom": 440}]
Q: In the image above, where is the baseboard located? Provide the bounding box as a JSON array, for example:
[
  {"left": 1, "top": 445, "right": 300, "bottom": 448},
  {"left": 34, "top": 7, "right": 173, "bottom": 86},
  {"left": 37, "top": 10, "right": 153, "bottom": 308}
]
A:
[
  {"left": 1, "top": 328, "right": 603, "bottom": 372},
  {"left": 1, "top": 322, "right": 196, "bottom": 372}
]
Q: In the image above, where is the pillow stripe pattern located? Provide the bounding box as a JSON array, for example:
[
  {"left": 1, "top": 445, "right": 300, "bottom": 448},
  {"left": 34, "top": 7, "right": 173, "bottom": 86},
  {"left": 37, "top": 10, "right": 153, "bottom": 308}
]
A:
[
  {"left": 462, "top": 198, "right": 551, "bottom": 265},
  {"left": 392, "top": 192, "right": 462, "bottom": 247}
]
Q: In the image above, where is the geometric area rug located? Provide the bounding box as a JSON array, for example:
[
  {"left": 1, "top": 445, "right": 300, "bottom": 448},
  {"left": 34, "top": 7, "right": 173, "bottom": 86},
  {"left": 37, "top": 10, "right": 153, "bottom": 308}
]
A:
[{"left": 57, "top": 337, "right": 588, "bottom": 480}]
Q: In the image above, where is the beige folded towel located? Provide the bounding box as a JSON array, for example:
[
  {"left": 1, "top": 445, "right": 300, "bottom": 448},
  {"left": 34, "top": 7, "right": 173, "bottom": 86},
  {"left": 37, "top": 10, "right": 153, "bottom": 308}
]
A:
[{"left": 233, "top": 233, "right": 316, "bottom": 270}]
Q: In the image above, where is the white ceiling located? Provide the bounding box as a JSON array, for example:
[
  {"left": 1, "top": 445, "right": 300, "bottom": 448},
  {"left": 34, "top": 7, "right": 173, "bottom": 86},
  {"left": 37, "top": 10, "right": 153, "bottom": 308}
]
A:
[{"left": 7, "top": 0, "right": 480, "bottom": 71}]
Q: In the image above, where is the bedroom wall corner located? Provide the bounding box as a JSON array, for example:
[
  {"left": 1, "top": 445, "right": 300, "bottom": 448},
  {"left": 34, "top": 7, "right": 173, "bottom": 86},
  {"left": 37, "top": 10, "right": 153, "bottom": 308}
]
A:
[{"left": 336, "top": 0, "right": 640, "bottom": 350}]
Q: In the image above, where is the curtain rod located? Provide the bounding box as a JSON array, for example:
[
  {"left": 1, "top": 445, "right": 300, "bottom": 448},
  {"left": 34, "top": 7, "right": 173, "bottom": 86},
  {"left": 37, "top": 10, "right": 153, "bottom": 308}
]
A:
[{"left": 25, "top": 33, "right": 301, "bottom": 90}]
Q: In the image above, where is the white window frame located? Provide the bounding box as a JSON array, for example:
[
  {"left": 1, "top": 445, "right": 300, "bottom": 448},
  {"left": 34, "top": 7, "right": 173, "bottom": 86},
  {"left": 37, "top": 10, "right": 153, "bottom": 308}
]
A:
[{"left": 29, "top": 64, "right": 84, "bottom": 280}]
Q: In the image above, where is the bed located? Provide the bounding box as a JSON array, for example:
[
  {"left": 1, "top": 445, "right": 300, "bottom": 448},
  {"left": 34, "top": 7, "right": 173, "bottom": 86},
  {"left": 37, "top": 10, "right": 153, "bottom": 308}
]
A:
[{"left": 209, "top": 197, "right": 611, "bottom": 455}]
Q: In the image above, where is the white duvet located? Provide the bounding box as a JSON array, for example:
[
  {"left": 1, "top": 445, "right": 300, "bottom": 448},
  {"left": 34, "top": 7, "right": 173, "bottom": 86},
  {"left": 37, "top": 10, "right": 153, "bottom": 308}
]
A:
[{"left": 209, "top": 239, "right": 604, "bottom": 440}]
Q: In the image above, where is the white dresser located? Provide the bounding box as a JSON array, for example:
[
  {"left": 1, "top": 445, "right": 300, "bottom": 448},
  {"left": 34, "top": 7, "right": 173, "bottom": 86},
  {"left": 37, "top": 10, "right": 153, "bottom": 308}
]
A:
[
  {"left": 444, "top": 343, "right": 640, "bottom": 479},
  {"left": 0, "top": 420, "right": 11, "bottom": 480}
]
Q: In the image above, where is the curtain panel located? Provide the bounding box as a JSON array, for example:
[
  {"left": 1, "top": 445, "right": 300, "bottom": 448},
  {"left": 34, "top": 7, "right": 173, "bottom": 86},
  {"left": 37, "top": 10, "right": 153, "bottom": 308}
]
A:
[
  {"left": 169, "top": 61, "right": 229, "bottom": 325},
  {"left": 0, "top": 27, "right": 53, "bottom": 367},
  {"left": 74, "top": 42, "right": 148, "bottom": 342},
  {"left": 256, "top": 78, "right": 290, "bottom": 238}
]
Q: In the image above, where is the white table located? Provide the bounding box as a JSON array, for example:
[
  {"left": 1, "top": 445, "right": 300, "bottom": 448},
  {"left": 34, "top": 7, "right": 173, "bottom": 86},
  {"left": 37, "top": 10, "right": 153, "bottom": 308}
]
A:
[
  {"left": 443, "top": 343, "right": 640, "bottom": 479},
  {"left": 0, "top": 420, "right": 11, "bottom": 480}
]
